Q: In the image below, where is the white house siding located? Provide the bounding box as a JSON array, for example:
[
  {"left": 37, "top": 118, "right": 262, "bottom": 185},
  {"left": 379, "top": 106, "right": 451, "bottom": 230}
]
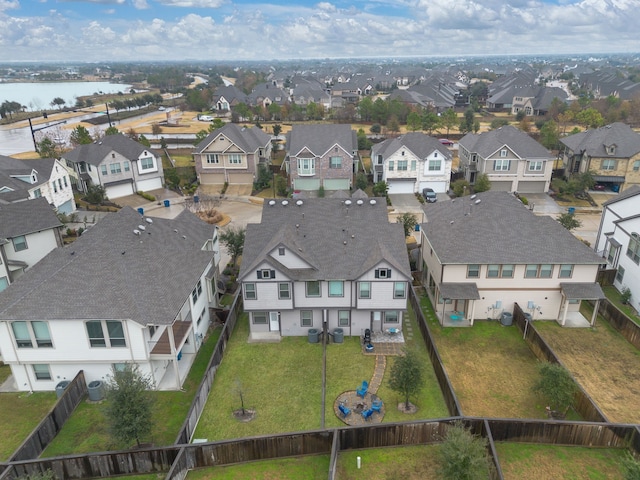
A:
[
  {"left": 30, "top": 160, "right": 76, "bottom": 213},
  {"left": 6, "top": 229, "right": 59, "bottom": 271},
  {"left": 420, "top": 151, "right": 451, "bottom": 193},
  {"left": 268, "top": 248, "right": 312, "bottom": 270},
  {"left": 384, "top": 149, "right": 420, "bottom": 192}
]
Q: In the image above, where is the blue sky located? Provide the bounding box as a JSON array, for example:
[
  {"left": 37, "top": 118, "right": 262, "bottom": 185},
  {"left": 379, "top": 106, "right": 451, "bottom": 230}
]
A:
[{"left": 0, "top": 0, "right": 638, "bottom": 62}]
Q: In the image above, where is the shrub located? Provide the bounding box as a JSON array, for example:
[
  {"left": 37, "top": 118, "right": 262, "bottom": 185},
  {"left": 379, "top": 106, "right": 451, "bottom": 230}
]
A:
[
  {"left": 136, "top": 191, "right": 156, "bottom": 202},
  {"left": 490, "top": 118, "right": 509, "bottom": 130},
  {"left": 355, "top": 172, "right": 368, "bottom": 191},
  {"left": 221, "top": 182, "right": 228, "bottom": 194},
  {"left": 621, "top": 287, "right": 632, "bottom": 305},
  {"left": 370, "top": 123, "right": 381, "bottom": 134},
  {"left": 318, "top": 185, "right": 325, "bottom": 197},
  {"left": 439, "top": 421, "right": 491, "bottom": 480},
  {"left": 451, "top": 178, "right": 470, "bottom": 197},
  {"left": 274, "top": 176, "right": 288, "bottom": 197}
]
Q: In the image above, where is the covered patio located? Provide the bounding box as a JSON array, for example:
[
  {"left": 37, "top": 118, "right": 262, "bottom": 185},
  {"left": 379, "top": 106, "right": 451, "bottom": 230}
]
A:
[
  {"left": 558, "top": 282, "right": 606, "bottom": 327},
  {"left": 436, "top": 282, "right": 480, "bottom": 327}
]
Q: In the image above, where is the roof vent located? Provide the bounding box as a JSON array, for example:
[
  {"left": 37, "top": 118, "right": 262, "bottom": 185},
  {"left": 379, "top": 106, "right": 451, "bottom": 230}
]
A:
[
  {"left": 356, "top": 199, "right": 364, "bottom": 205},
  {"left": 138, "top": 225, "right": 146, "bottom": 231},
  {"left": 174, "top": 229, "right": 178, "bottom": 233},
  {"left": 133, "top": 229, "right": 140, "bottom": 235},
  {"left": 145, "top": 218, "right": 153, "bottom": 224},
  {"left": 268, "top": 200, "right": 276, "bottom": 206},
  {"left": 296, "top": 200, "right": 303, "bottom": 206},
  {"left": 281, "top": 200, "right": 289, "bottom": 206},
  {"left": 475, "top": 199, "right": 481, "bottom": 205},
  {"left": 470, "top": 194, "right": 477, "bottom": 199},
  {"left": 370, "top": 199, "right": 377, "bottom": 205},
  {"left": 450, "top": 220, "right": 454, "bottom": 224},
  {"left": 344, "top": 199, "right": 352, "bottom": 206}
]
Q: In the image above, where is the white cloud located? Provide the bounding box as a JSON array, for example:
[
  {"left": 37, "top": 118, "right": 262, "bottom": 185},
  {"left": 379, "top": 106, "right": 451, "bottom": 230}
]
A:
[
  {"left": 132, "top": 0, "right": 149, "bottom": 9},
  {"left": 156, "top": 0, "right": 225, "bottom": 7},
  {"left": 0, "top": 0, "right": 19, "bottom": 11}
]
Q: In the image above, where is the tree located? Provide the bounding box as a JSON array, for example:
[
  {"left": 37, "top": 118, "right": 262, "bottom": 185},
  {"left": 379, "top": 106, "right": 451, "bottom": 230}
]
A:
[
  {"left": 37, "top": 136, "right": 60, "bottom": 158},
  {"left": 105, "top": 364, "right": 154, "bottom": 447},
  {"left": 85, "top": 185, "right": 107, "bottom": 204},
  {"left": 388, "top": 348, "right": 423, "bottom": 410},
  {"left": 533, "top": 363, "right": 578, "bottom": 416},
  {"left": 357, "top": 128, "right": 371, "bottom": 150},
  {"left": 138, "top": 135, "right": 151, "bottom": 148},
  {"left": 254, "top": 163, "right": 272, "bottom": 190},
  {"left": 396, "top": 212, "right": 418, "bottom": 238},
  {"left": 386, "top": 114, "right": 400, "bottom": 134},
  {"left": 440, "top": 108, "right": 458, "bottom": 137},
  {"left": 70, "top": 125, "right": 93, "bottom": 146},
  {"left": 439, "top": 421, "right": 491, "bottom": 480},
  {"left": 165, "top": 168, "right": 180, "bottom": 189},
  {"left": 268, "top": 102, "right": 282, "bottom": 121},
  {"left": 451, "top": 178, "right": 470, "bottom": 197},
  {"left": 473, "top": 173, "right": 491, "bottom": 193},
  {"left": 369, "top": 123, "right": 381, "bottom": 134},
  {"left": 51, "top": 97, "right": 66, "bottom": 109},
  {"left": 355, "top": 172, "right": 368, "bottom": 191},
  {"left": 490, "top": 118, "right": 509, "bottom": 130},
  {"left": 622, "top": 453, "right": 640, "bottom": 480},
  {"left": 557, "top": 212, "right": 582, "bottom": 231},
  {"left": 209, "top": 118, "right": 225, "bottom": 131},
  {"left": 406, "top": 111, "right": 421, "bottom": 131},
  {"left": 372, "top": 98, "right": 388, "bottom": 124},
  {"left": 151, "top": 123, "right": 162, "bottom": 135},
  {"left": 576, "top": 107, "right": 605, "bottom": 129},
  {"left": 421, "top": 110, "right": 441, "bottom": 134},
  {"left": 372, "top": 180, "right": 388, "bottom": 197},
  {"left": 459, "top": 107, "right": 475, "bottom": 133},
  {"left": 272, "top": 124, "right": 282, "bottom": 137},
  {"left": 539, "top": 120, "right": 559, "bottom": 149},
  {"left": 219, "top": 226, "right": 246, "bottom": 266},
  {"left": 105, "top": 126, "right": 119, "bottom": 136},
  {"left": 194, "top": 129, "right": 209, "bottom": 146},
  {"left": 357, "top": 97, "right": 374, "bottom": 122}
]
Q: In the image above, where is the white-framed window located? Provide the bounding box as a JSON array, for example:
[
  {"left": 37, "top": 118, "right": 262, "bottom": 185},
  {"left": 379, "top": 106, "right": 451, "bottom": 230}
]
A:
[
  {"left": 12, "top": 235, "right": 27, "bottom": 252},
  {"left": 192, "top": 280, "right": 202, "bottom": 303},
  {"left": 101, "top": 165, "right": 108, "bottom": 175},
  {"left": 338, "top": 310, "right": 350, "bottom": 327},
  {"left": 487, "top": 265, "right": 500, "bottom": 278},
  {"left": 375, "top": 268, "right": 391, "bottom": 279},
  {"left": 559, "top": 264, "right": 573, "bottom": 278},
  {"left": 63, "top": 176, "right": 68, "bottom": 187},
  {"left": 539, "top": 264, "right": 553, "bottom": 278},
  {"left": 384, "top": 311, "right": 399, "bottom": 323},
  {"left": 633, "top": 160, "right": 640, "bottom": 172},
  {"left": 428, "top": 159, "right": 441, "bottom": 171},
  {"left": 467, "top": 264, "right": 480, "bottom": 278},
  {"left": 33, "top": 364, "right": 52, "bottom": 381},
  {"left": 607, "top": 243, "right": 619, "bottom": 264},
  {"left": 525, "top": 264, "right": 539, "bottom": 278},
  {"left": 501, "top": 264, "right": 514, "bottom": 278},
  {"left": 258, "top": 269, "right": 275, "bottom": 279},
  {"left": 301, "top": 310, "right": 313, "bottom": 327},
  {"left": 53, "top": 181, "right": 58, "bottom": 193},
  {"left": 278, "top": 247, "right": 285, "bottom": 256},
  {"left": 528, "top": 161, "right": 543, "bottom": 171},
  {"left": 297, "top": 158, "right": 315, "bottom": 176},
  {"left": 397, "top": 160, "right": 408, "bottom": 171},
  {"left": 388, "top": 161, "right": 394, "bottom": 171},
  {"left": 33, "top": 188, "right": 42, "bottom": 198},
  {"left": 616, "top": 265, "right": 625, "bottom": 283},
  {"left": 306, "top": 281, "right": 320, "bottom": 297},
  {"left": 394, "top": 282, "right": 406, "bottom": 299},
  {"left": 278, "top": 283, "right": 290, "bottom": 299},
  {"left": 12, "top": 321, "right": 53, "bottom": 348},
  {"left": 500, "top": 149, "right": 507, "bottom": 157},
  {"left": 359, "top": 281, "right": 371, "bottom": 299},
  {"left": 110, "top": 163, "right": 121, "bottom": 174},
  {"left": 411, "top": 160, "right": 416, "bottom": 171},
  {"left": 627, "top": 233, "right": 640, "bottom": 264},
  {"left": 244, "top": 283, "right": 256, "bottom": 300},
  {"left": 206, "top": 154, "right": 219, "bottom": 164},
  {"left": 124, "top": 161, "right": 130, "bottom": 172},
  {"left": 494, "top": 159, "right": 510, "bottom": 171},
  {"left": 329, "top": 280, "right": 344, "bottom": 297},
  {"left": 58, "top": 178, "right": 62, "bottom": 190},
  {"left": 86, "top": 320, "right": 126, "bottom": 347},
  {"left": 602, "top": 159, "right": 616, "bottom": 171},
  {"left": 140, "top": 157, "right": 155, "bottom": 170},
  {"left": 376, "top": 154, "right": 383, "bottom": 165},
  {"left": 252, "top": 312, "right": 268, "bottom": 324},
  {"left": 330, "top": 156, "right": 342, "bottom": 169},
  {"left": 228, "top": 154, "right": 242, "bottom": 164}
]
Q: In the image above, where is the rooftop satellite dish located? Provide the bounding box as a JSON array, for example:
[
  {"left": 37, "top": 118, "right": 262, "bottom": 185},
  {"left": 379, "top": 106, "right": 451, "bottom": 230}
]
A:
[
  {"left": 268, "top": 200, "right": 276, "bottom": 206},
  {"left": 356, "top": 199, "right": 364, "bottom": 205},
  {"left": 296, "top": 200, "right": 303, "bottom": 206}
]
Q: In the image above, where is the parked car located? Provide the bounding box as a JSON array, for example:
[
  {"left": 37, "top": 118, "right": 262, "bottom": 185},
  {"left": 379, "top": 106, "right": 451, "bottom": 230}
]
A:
[
  {"left": 439, "top": 139, "right": 454, "bottom": 146},
  {"left": 593, "top": 183, "right": 606, "bottom": 191},
  {"left": 422, "top": 187, "right": 437, "bottom": 203}
]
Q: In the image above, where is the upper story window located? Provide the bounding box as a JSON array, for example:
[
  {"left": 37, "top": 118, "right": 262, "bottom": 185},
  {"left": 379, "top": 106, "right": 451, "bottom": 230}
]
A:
[
  {"left": 607, "top": 145, "right": 616, "bottom": 155},
  {"left": 297, "top": 158, "right": 315, "bottom": 176},
  {"left": 306, "top": 281, "right": 320, "bottom": 297},
  {"left": 633, "top": 160, "right": 640, "bottom": 172},
  {"left": 528, "top": 161, "right": 544, "bottom": 171},
  {"left": 140, "top": 157, "right": 155, "bottom": 170},
  {"left": 330, "top": 156, "right": 342, "bottom": 169},
  {"left": 375, "top": 268, "right": 391, "bottom": 279},
  {"left": 278, "top": 283, "right": 291, "bottom": 299},
  {"left": 228, "top": 154, "right": 242, "bottom": 164},
  {"left": 359, "top": 281, "right": 371, "bottom": 299},
  {"left": 12, "top": 235, "right": 27, "bottom": 252},
  {"left": 101, "top": 165, "right": 108, "bottom": 175},
  {"left": 192, "top": 280, "right": 202, "bottom": 303},
  {"left": 388, "top": 161, "right": 394, "bottom": 171},
  {"left": 627, "top": 233, "right": 640, "bottom": 264},
  {"left": 500, "top": 149, "right": 507, "bottom": 157},
  {"left": 494, "top": 159, "right": 510, "bottom": 171},
  {"left": 467, "top": 264, "right": 480, "bottom": 278},
  {"left": 428, "top": 159, "right": 441, "bottom": 171},
  {"left": 559, "top": 264, "right": 573, "bottom": 278},
  {"left": 12, "top": 321, "right": 53, "bottom": 348},
  {"left": 602, "top": 159, "right": 616, "bottom": 171},
  {"left": 397, "top": 160, "right": 408, "bottom": 171},
  {"left": 110, "top": 163, "right": 121, "bottom": 174},
  {"left": 257, "top": 269, "right": 275, "bottom": 279},
  {"left": 525, "top": 264, "right": 553, "bottom": 278},
  {"left": 278, "top": 247, "right": 285, "bottom": 256},
  {"left": 328, "top": 280, "right": 344, "bottom": 297},
  {"left": 206, "top": 154, "right": 220, "bottom": 164},
  {"left": 411, "top": 160, "right": 416, "bottom": 171},
  {"left": 393, "top": 282, "right": 406, "bottom": 299},
  {"left": 86, "top": 320, "right": 126, "bottom": 348},
  {"left": 376, "top": 155, "right": 383, "bottom": 165},
  {"left": 33, "top": 188, "right": 42, "bottom": 198},
  {"left": 501, "top": 264, "right": 514, "bottom": 278},
  {"left": 487, "top": 264, "right": 500, "bottom": 278},
  {"left": 244, "top": 283, "right": 256, "bottom": 300},
  {"left": 124, "top": 161, "right": 130, "bottom": 172},
  {"left": 471, "top": 154, "right": 477, "bottom": 163}
]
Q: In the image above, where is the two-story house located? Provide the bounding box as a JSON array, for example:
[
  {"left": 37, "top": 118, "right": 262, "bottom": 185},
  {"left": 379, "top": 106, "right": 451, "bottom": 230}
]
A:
[
  {"left": 420, "top": 191, "right": 605, "bottom": 327},
  {"left": 594, "top": 185, "right": 640, "bottom": 313},
  {"left": 62, "top": 134, "right": 164, "bottom": 200},
  {"left": 458, "top": 125, "right": 553, "bottom": 193},
  {"left": 560, "top": 122, "right": 640, "bottom": 192},
  {"left": 370, "top": 133, "right": 452, "bottom": 194},
  {"left": 0, "top": 207, "right": 221, "bottom": 391},
  {"left": 0, "top": 198, "right": 63, "bottom": 292},
  {"left": 193, "top": 123, "right": 272, "bottom": 188},
  {"left": 285, "top": 124, "right": 358, "bottom": 192},
  {"left": 0, "top": 156, "right": 76, "bottom": 214},
  {"left": 239, "top": 197, "right": 411, "bottom": 339}
]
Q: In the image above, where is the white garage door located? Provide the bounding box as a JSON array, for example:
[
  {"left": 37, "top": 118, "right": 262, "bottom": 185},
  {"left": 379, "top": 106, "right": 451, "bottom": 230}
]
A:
[
  {"left": 387, "top": 179, "right": 416, "bottom": 194},
  {"left": 228, "top": 173, "right": 254, "bottom": 185},
  {"left": 294, "top": 178, "right": 320, "bottom": 191},
  {"left": 516, "top": 181, "right": 546, "bottom": 193},
  {"left": 323, "top": 179, "right": 350, "bottom": 190},
  {"left": 419, "top": 181, "right": 447, "bottom": 193},
  {"left": 105, "top": 182, "right": 134, "bottom": 199},
  {"left": 136, "top": 177, "right": 163, "bottom": 192},
  {"left": 491, "top": 181, "right": 513, "bottom": 192},
  {"left": 200, "top": 173, "right": 225, "bottom": 185}
]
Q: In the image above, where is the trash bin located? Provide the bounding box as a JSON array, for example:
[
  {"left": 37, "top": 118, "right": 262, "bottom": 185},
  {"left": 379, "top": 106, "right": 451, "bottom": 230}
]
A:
[
  {"left": 414, "top": 224, "right": 420, "bottom": 231},
  {"left": 500, "top": 311, "right": 513, "bottom": 326},
  {"left": 137, "top": 207, "right": 144, "bottom": 215},
  {"left": 308, "top": 329, "right": 319, "bottom": 343},
  {"left": 194, "top": 195, "right": 199, "bottom": 203},
  {"left": 87, "top": 380, "right": 105, "bottom": 401},
  {"left": 333, "top": 328, "right": 344, "bottom": 344},
  {"left": 568, "top": 207, "right": 575, "bottom": 215},
  {"left": 55, "top": 380, "right": 70, "bottom": 399},
  {"left": 164, "top": 199, "right": 170, "bottom": 207}
]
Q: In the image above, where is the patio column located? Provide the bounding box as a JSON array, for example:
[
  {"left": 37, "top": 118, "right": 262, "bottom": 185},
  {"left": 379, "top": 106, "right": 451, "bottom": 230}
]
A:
[
  {"left": 167, "top": 325, "right": 181, "bottom": 390},
  {"left": 470, "top": 300, "right": 476, "bottom": 326},
  {"left": 590, "top": 299, "right": 600, "bottom": 327},
  {"left": 560, "top": 296, "right": 569, "bottom": 327}
]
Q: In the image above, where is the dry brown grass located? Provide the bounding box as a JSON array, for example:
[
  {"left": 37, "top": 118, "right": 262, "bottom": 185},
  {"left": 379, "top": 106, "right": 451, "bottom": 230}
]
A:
[{"left": 536, "top": 320, "right": 640, "bottom": 423}]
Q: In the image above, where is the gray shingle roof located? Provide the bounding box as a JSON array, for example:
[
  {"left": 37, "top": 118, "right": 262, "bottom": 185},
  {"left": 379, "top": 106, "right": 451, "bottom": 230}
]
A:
[
  {"left": 0, "top": 197, "right": 61, "bottom": 239},
  {"left": 422, "top": 191, "right": 603, "bottom": 265},
  {"left": 0, "top": 207, "right": 216, "bottom": 325},
  {"left": 63, "top": 134, "right": 155, "bottom": 166},
  {"left": 560, "top": 282, "right": 605, "bottom": 300},
  {"left": 371, "top": 132, "right": 452, "bottom": 161},
  {"left": 459, "top": 125, "right": 551, "bottom": 159},
  {"left": 194, "top": 123, "right": 271, "bottom": 154},
  {"left": 287, "top": 124, "right": 356, "bottom": 158},
  {"left": 239, "top": 198, "right": 411, "bottom": 282},
  {"left": 560, "top": 123, "right": 640, "bottom": 158}
]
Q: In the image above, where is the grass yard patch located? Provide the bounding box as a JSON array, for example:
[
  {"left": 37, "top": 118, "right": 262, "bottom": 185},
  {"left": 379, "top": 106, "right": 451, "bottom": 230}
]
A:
[
  {"left": 535, "top": 319, "right": 640, "bottom": 423},
  {"left": 336, "top": 445, "right": 441, "bottom": 479},
  {"left": 194, "top": 315, "right": 323, "bottom": 441},
  {"left": 496, "top": 443, "right": 628, "bottom": 480},
  {"left": 0, "top": 392, "right": 57, "bottom": 461},
  {"left": 0, "top": 362, "right": 10, "bottom": 384},
  {"left": 603, "top": 286, "right": 639, "bottom": 321},
  {"left": 42, "top": 326, "right": 222, "bottom": 456},
  {"left": 186, "top": 455, "right": 330, "bottom": 479}
]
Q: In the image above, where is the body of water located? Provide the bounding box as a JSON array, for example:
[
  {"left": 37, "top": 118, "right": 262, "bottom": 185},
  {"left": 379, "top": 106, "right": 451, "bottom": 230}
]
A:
[{"left": 0, "top": 81, "right": 133, "bottom": 111}]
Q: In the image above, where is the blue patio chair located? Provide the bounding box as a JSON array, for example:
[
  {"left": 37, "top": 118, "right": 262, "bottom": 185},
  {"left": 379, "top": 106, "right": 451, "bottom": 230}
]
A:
[
  {"left": 338, "top": 403, "right": 351, "bottom": 418},
  {"left": 362, "top": 408, "right": 374, "bottom": 420},
  {"left": 371, "top": 399, "right": 383, "bottom": 413},
  {"left": 356, "top": 380, "right": 368, "bottom": 398}
]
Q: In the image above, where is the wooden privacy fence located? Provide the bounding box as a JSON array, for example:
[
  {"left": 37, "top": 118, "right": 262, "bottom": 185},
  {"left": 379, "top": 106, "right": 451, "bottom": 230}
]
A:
[
  {"left": 592, "top": 298, "right": 640, "bottom": 350},
  {"left": 9, "top": 370, "right": 88, "bottom": 462},
  {"left": 513, "top": 303, "right": 608, "bottom": 423},
  {"left": 409, "top": 286, "right": 462, "bottom": 417}
]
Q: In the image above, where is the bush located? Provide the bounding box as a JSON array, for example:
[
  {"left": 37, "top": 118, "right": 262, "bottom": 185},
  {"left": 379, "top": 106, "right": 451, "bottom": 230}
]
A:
[
  {"left": 136, "top": 191, "right": 156, "bottom": 202},
  {"left": 439, "top": 421, "right": 491, "bottom": 480},
  {"left": 355, "top": 172, "right": 368, "bottom": 191},
  {"left": 451, "top": 178, "right": 470, "bottom": 197},
  {"left": 318, "top": 185, "right": 325, "bottom": 197},
  {"left": 274, "top": 176, "right": 288, "bottom": 197},
  {"left": 621, "top": 287, "right": 632, "bottom": 305},
  {"left": 490, "top": 118, "right": 509, "bottom": 130},
  {"left": 221, "top": 182, "right": 228, "bottom": 194},
  {"left": 370, "top": 123, "right": 381, "bottom": 134}
]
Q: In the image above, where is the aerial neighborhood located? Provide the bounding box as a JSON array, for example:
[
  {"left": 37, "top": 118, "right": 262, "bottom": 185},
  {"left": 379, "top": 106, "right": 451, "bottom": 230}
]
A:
[{"left": 3, "top": 55, "right": 640, "bottom": 477}]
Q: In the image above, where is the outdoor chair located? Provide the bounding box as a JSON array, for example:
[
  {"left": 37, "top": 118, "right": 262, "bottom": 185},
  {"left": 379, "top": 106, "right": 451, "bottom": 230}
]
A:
[
  {"left": 338, "top": 403, "right": 351, "bottom": 418},
  {"left": 363, "top": 328, "right": 371, "bottom": 344},
  {"left": 362, "top": 408, "right": 374, "bottom": 420},
  {"left": 356, "top": 380, "right": 368, "bottom": 398},
  {"left": 371, "top": 399, "right": 383, "bottom": 413}
]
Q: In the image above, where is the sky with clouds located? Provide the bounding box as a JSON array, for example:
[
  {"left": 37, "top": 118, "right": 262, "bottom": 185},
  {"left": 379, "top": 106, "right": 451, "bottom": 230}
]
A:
[{"left": 0, "top": 0, "right": 638, "bottom": 62}]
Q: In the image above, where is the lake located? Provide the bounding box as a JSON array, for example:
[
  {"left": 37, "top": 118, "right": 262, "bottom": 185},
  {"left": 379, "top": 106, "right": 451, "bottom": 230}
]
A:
[{"left": 0, "top": 81, "right": 133, "bottom": 111}]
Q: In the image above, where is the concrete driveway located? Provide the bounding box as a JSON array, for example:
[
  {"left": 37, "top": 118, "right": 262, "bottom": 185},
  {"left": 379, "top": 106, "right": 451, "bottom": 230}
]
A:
[{"left": 388, "top": 194, "right": 421, "bottom": 209}]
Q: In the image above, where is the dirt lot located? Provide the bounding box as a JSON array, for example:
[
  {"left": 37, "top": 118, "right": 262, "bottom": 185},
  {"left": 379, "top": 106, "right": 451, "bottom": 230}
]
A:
[{"left": 536, "top": 320, "right": 640, "bottom": 424}]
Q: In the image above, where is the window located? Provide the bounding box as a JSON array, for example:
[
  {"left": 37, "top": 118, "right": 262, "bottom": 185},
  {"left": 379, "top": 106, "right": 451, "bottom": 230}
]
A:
[
  {"left": 467, "top": 264, "right": 480, "bottom": 278},
  {"left": 529, "top": 161, "right": 543, "bottom": 171},
  {"left": 384, "top": 311, "right": 399, "bottom": 323},
  {"left": 258, "top": 269, "right": 275, "bottom": 279},
  {"left": 428, "top": 159, "right": 441, "bottom": 171},
  {"left": 101, "top": 165, "right": 108, "bottom": 175},
  {"left": 487, "top": 265, "right": 500, "bottom": 278},
  {"left": 633, "top": 160, "right": 640, "bottom": 172},
  {"left": 63, "top": 176, "right": 68, "bottom": 187},
  {"left": 192, "top": 280, "right": 202, "bottom": 303},
  {"left": 0, "top": 276, "right": 8, "bottom": 293},
  {"left": 501, "top": 264, "right": 514, "bottom": 278},
  {"left": 31, "top": 321, "right": 52, "bottom": 347},
  {"left": 124, "top": 161, "right": 130, "bottom": 172},
  {"left": 559, "top": 264, "right": 573, "bottom": 278},
  {"left": 397, "top": 160, "right": 408, "bottom": 171},
  {"left": 278, "top": 283, "right": 290, "bottom": 299},
  {"left": 113, "top": 363, "right": 127, "bottom": 372},
  {"left": 12, "top": 322, "right": 33, "bottom": 348},
  {"left": 411, "top": 160, "right": 416, "bottom": 171},
  {"left": 110, "top": 163, "right": 121, "bottom": 174},
  {"left": 140, "top": 157, "right": 155, "bottom": 170},
  {"left": 388, "top": 161, "right": 394, "bottom": 171},
  {"left": 278, "top": 247, "right": 285, "bottom": 256},
  {"left": 228, "top": 154, "right": 242, "bottom": 164},
  {"left": 525, "top": 264, "right": 538, "bottom": 278},
  {"left": 330, "top": 156, "right": 342, "bottom": 169},
  {"left": 627, "top": 233, "right": 640, "bottom": 264},
  {"left": 601, "top": 159, "right": 616, "bottom": 171},
  {"left": 33, "top": 188, "right": 42, "bottom": 198},
  {"left": 206, "top": 154, "right": 219, "bottom": 164},
  {"left": 244, "top": 283, "right": 256, "bottom": 300},
  {"left": 33, "top": 364, "right": 51, "bottom": 381},
  {"left": 394, "top": 282, "right": 406, "bottom": 299},
  {"left": 53, "top": 181, "right": 57, "bottom": 193},
  {"left": 338, "top": 310, "right": 350, "bottom": 327},
  {"left": 539, "top": 264, "right": 553, "bottom": 278},
  {"left": 525, "top": 264, "right": 552, "bottom": 278},
  {"left": 252, "top": 312, "right": 268, "bottom": 324},
  {"left": 301, "top": 310, "right": 313, "bottom": 327},
  {"left": 149, "top": 325, "right": 157, "bottom": 338},
  {"left": 297, "top": 158, "right": 315, "bottom": 175},
  {"left": 376, "top": 155, "right": 383, "bottom": 165},
  {"left": 607, "top": 242, "right": 619, "bottom": 264},
  {"left": 197, "top": 307, "right": 205, "bottom": 326},
  {"left": 375, "top": 268, "right": 391, "bottom": 279},
  {"left": 12, "top": 235, "right": 27, "bottom": 252},
  {"left": 500, "top": 149, "right": 507, "bottom": 157},
  {"left": 329, "top": 281, "right": 344, "bottom": 297},
  {"left": 494, "top": 159, "right": 510, "bottom": 171},
  {"left": 359, "top": 281, "right": 371, "bottom": 299},
  {"left": 616, "top": 265, "right": 625, "bottom": 283},
  {"left": 86, "top": 320, "right": 126, "bottom": 348},
  {"left": 306, "top": 281, "right": 320, "bottom": 297}
]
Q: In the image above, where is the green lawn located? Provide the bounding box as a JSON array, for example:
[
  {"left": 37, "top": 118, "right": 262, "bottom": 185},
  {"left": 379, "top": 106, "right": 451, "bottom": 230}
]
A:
[
  {"left": 603, "top": 285, "right": 639, "bottom": 321},
  {"left": 42, "top": 326, "right": 222, "bottom": 456},
  {"left": 336, "top": 445, "right": 442, "bottom": 479},
  {"left": 495, "top": 443, "right": 628, "bottom": 480},
  {"left": 186, "top": 455, "right": 330, "bottom": 479}
]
